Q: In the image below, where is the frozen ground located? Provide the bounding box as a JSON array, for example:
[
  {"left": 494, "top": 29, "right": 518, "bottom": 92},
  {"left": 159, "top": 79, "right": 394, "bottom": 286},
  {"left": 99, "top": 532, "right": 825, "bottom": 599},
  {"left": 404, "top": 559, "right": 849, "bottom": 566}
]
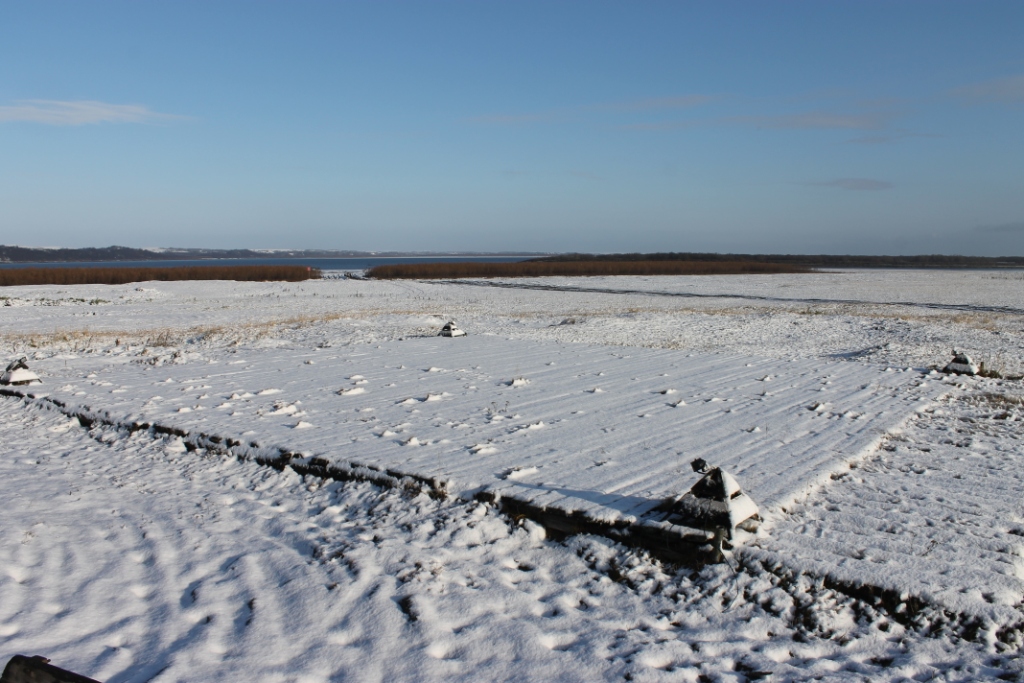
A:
[{"left": 1, "top": 269, "right": 1023, "bottom": 680}]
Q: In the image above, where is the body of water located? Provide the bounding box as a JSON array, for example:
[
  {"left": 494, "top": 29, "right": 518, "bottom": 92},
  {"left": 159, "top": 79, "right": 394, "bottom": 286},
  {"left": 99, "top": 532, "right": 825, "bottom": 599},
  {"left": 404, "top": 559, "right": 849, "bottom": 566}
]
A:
[{"left": 0, "top": 256, "right": 533, "bottom": 271}]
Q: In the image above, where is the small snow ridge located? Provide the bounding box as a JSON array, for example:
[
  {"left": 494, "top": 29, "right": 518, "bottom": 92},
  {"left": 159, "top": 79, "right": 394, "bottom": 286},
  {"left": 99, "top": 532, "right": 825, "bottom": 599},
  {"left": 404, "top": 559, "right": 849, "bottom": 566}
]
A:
[
  {"left": 293, "top": 421, "right": 314, "bottom": 429},
  {"left": 502, "top": 465, "right": 539, "bottom": 480},
  {"left": 268, "top": 402, "right": 298, "bottom": 415},
  {"left": 48, "top": 418, "right": 80, "bottom": 434},
  {"left": 164, "top": 437, "right": 187, "bottom": 453},
  {"left": 337, "top": 387, "right": 366, "bottom": 396},
  {"left": 470, "top": 443, "right": 498, "bottom": 455},
  {"left": 507, "top": 377, "right": 530, "bottom": 387},
  {"left": 258, "top": 388, "right": 282, "bottom": 396}
]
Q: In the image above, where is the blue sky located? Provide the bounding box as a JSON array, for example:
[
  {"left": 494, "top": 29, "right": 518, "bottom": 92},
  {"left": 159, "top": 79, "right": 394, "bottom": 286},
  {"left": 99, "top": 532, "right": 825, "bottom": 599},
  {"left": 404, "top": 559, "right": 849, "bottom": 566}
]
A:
[{"left": 2, "top": 1, "right": 1022, "bottom": 255}]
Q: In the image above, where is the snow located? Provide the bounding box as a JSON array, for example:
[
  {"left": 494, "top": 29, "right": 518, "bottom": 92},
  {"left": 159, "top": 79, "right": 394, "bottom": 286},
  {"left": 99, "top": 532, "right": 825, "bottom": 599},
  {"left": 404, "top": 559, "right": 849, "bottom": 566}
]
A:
[
  {"left": 1, "top": 268, "right": 1023, "bottom": 680},
  {"left": 22, "top": 336, "right": 945, "bottom": 530}
]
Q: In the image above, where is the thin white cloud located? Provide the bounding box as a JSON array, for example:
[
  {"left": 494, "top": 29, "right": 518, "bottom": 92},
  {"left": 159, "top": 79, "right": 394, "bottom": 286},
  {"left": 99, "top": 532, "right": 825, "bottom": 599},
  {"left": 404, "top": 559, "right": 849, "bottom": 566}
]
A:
[
  {"left": 0, "top": 99, "right": 187, "bottom": 125},
  {"left": 808, "top": 178, "right": 892, "bottom": 191},
  {"left": 950, "top": 75, "right": 1024, "bottom": 104},
  {"left": 597, "top": 95, "right": 717, "bottom": 111},
  {"left": 620, "top": 110, "right": 895, "bottom": 133},
  {"left": 976, "top": 221, "right": 1024, "bottom": 234},
  {"left": 846, "top": 131, "right": 942, "bottom": 145},
  {"left": 730, "top": 111, "right": 892, "bottom": 130},
  {"left": 569, "top": 170, "right": 603, "bottom": 180},
  {"left": 618, "top": 120, "right": 700, "bottom": 132},
  {"left": 464, "top": 112, "right": 556, "bottom": 125},
  {"left": 466, "top": 94, "right": 715, "bottom": 126}
]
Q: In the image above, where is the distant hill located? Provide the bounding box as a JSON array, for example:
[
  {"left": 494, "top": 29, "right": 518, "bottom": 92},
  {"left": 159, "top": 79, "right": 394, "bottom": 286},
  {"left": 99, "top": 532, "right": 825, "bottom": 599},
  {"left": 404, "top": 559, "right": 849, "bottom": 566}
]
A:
[
  {"left": 0, "top": 246, "right": 543, "bottom": 263},
  {"left": 531, "top": 252, "right": 1024, "bottom": 269}
]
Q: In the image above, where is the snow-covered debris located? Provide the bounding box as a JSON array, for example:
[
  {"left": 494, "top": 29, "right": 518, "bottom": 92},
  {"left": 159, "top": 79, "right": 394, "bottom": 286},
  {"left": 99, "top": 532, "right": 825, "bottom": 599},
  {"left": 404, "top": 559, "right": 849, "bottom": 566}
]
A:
[
  {"left": 438, "top": 321, "right": 466, "bottom": 337},
  {"left": 0, "top": 357, "right": 41, "bottom": 386},
  {"left": 943, "top": 350, "right": 981, "bottom": 376},
  {"left": 658, "top": 458, "right": 760, "bottom": 540}
]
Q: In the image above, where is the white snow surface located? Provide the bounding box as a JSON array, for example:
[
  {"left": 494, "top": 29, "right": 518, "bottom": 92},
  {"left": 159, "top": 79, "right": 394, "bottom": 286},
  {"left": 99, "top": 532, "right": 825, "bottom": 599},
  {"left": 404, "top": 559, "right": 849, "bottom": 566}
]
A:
[
  {"left": 1, "top": 269, "right": 1024, "bottom": 680},
  {"left": 27, "top": 336, "right": 945, "bottom": 526}
]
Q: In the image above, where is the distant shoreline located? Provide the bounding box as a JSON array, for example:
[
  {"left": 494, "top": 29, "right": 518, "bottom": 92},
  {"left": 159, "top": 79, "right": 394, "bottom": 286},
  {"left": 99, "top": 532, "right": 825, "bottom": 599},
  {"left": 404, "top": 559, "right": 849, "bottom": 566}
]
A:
[
  {"left": 1, "top": 245, "right": 1022, "bottom": 270},
  {"left": 529, "top": 252, "right": 1024, "bottom": 269},
  {"left": 0, "top": 245, "right": 544, "bottom": 264},
  {"left": 0, "top": 255, "right": 534, "bottom": 271}
]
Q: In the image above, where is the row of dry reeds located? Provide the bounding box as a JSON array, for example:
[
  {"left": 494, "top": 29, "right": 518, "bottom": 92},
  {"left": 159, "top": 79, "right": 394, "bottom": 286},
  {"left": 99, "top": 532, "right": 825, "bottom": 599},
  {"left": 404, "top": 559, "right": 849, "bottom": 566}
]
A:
[
  {"left": 366, "top": 260, "right": 813, "bottom": 279},
  {"left": 0, "top": 265, "right": 321, "bottom": 287}
]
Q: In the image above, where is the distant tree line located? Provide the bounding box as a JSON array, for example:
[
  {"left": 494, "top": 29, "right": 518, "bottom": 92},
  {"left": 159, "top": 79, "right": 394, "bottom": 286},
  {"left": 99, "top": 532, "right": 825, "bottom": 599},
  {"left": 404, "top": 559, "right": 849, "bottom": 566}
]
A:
[
  {"left": 530, "top": 252, "right": 1024, "bottom": 268},
  {"left": 366, "top": 261, "right": 812, "bottom": 279}
]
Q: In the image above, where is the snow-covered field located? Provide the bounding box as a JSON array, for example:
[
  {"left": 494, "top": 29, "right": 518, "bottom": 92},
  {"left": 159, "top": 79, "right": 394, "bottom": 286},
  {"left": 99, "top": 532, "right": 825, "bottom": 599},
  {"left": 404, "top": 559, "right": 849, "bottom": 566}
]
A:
[{"left": 1, "top": 269, "right": 1023, "bottom": 681}]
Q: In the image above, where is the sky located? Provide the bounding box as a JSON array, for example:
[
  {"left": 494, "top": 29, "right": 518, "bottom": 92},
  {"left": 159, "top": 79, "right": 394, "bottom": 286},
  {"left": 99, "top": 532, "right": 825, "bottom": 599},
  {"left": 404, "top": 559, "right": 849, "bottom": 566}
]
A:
[{"left": 1, "top": 1, "right": 1023, "bottom": 256}]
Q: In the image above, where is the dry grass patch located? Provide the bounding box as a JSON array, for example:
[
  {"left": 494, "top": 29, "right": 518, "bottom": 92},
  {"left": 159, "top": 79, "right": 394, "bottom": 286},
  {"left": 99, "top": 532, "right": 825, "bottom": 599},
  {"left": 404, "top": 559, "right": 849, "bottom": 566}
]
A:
[{"left": 0, "top": 265, "right": 321, "bottom": 287}]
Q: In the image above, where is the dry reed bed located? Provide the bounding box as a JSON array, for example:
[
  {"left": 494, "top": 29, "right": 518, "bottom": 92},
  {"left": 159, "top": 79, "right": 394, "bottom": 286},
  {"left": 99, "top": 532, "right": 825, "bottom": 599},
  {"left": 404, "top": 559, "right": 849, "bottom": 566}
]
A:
[
  {"left": 366, "top": 260, "right": 813, "bottom": 279},
  {"left": 0, "top": 265, "right": 321, "bottom": 287}
]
